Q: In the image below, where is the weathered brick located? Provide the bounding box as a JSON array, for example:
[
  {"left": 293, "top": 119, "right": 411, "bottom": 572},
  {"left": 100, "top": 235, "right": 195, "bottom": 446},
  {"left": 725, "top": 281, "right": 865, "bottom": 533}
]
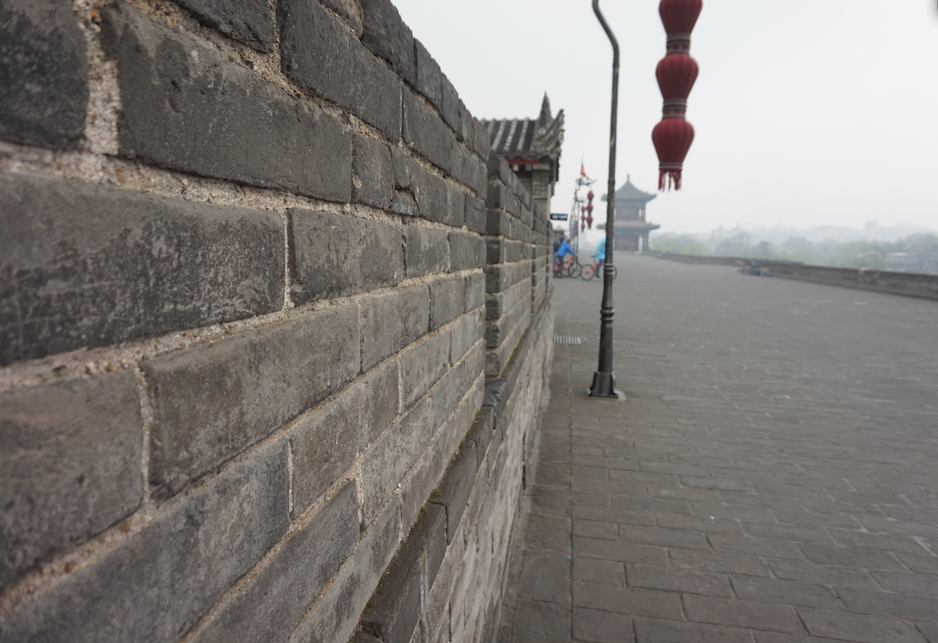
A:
[
  {"left": 446, "top": 182, "right": 467, "bottom": 228},
  {"left": 144, "top": 305, "right": 359, "bottom": 496},
  {"left": 362, "top": 504, "right": 445, "bottom": 643},
  {"left": 359, "top": 0, "right": 416, "bottom": 85},
  {"left": 440, "top": 74, "right": 459, "bottom": 132},
  {"left": 486, "top": 262, "right": 531, "bottom": 294},
  {"left": 456, "top": 99, "right": 472, "bottom": 143},
  {"left": 352, "top": 133, "right": 394, "bottom": 209},
  {"left": 361, "top": 284, "right": 429, "bottom": 372},
  {"left": 430, "top": 343, "right": 483, "bottom": 433},
  {"left": 466, "top": 195, "right": 486, "bottom": 234},
  {"left": 466, "top": 407, "right": 495, "bottom": 469},
  {"left": 319, "top": 0, "right": 364, "bottom": 35},
  {"left": 450, "top": 231, "right": 486, "bottom": 271},
  {"left": 291, "top": 384, "right": 366, "bottom": 515},
  {"left": 290, "top": 496, "right": 402, "bottom": 643},
  {"left": 289, "top": 209, "right": 402, "bottom": 304},
  {"left": 102, "top": 4, "right": 351, "bottom": 201},
  {"left": 472, "top": 118, "right": 491, "bottom": 160},
  {"left": 0, "top": 373, "right": 143, "bottom": 591},
  {"left": 0, "top": 441, "right": 289, "bottom": 643},
  {"left": 450, "top": 309, "right": 483, "bottom": 364},
  {"left": 433, "top": 441, "right": 479, "bottom": 543},
  {"left": 400, "top": 330, "right": 451, "bottom": 408},
  {"left": 0, "top": 0, "right": 87, "bottom": 149},
  {"left": 415, "top": 170, "right": 450, "bottom": 224},
  {"left": 176, "top": 0, "right": 274, "bottom": 52},
  {"left": 360, "top": 358, "right": 402, "bottom": 448},
  {"left": 414, "top": 39, "right": 442, "bottom": 110},
  {"left": 404, "top": 226, "right": 449, "bottom": 278},
  {"left": 403, "top": 89, "right": 454, "bottom": 173},
  {"left": 362, "top": 401, "right": 430, "bottom": 522},
  {"left": 279, "top": 0, "right": 401, "bottom": 140},
  {"left": 0, "top": 174, "right": 284, "bottom": 366},
  {"left": 430, "top": 275, "right": 466, "bottom": 330},
  {"left": 189, "top": 482, "right": 358, "bottom": 643},
  {"left": 465, "top": 272, "right": 486, "bottom": 311}
]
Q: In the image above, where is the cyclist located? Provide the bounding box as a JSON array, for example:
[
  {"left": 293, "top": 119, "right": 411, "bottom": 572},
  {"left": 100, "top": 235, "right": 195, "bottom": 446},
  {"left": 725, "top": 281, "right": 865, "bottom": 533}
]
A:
[
  {"left": 594, "top": 237, "right": 606, "bottom": 275},
  {"left": 556, "top": 236, "right": 576, "bottom": 271}
]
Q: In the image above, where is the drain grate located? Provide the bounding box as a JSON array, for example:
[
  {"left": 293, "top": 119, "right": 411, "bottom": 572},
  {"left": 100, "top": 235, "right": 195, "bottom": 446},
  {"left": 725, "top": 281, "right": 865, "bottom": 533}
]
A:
[{"left": 554, "top": 335, "right": 583, "bottom": 345}]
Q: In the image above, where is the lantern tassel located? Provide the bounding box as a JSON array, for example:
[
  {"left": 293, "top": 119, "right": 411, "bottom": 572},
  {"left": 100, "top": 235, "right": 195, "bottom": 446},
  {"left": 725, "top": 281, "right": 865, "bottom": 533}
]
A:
[{"left": 658, "top": 169, "right": 683, "bottom": 191}]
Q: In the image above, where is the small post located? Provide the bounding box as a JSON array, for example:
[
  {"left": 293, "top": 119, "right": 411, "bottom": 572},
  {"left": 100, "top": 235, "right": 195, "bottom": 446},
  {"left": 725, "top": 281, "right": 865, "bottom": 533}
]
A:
[{"left": 589, "top": 0, "right": 623, "bottom": 399}]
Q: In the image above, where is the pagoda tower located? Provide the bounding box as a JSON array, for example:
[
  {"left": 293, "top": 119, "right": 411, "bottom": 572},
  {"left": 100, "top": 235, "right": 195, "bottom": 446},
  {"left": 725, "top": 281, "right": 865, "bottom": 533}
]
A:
[{"left": 601, "top": 175, "right": 661, "bottom": 251}]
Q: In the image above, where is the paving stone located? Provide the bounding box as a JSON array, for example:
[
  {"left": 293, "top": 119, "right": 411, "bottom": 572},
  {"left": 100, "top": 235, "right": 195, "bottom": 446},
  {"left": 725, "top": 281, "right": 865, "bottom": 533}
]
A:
[
  {"left": 741, "top": 522, "right": 834, "bottom": 544},
  {"left": 798, "top": 543, "right": 905, "bottom": 570},
  {"left": 917, "top": 621, "right": 938, "bottom": 643},
  {"left": 573, "top": 608, "right": 633, "bottom": 643},
  {"left": 102, "top": 3, "right": 350, "bottom": 201},
  {"left": 618, "top": 525, "right": 711, "bottom": 550},
  {"left": 798, "top": 607, "right": 927, "bottom": 643},
  {"left": 708, "top": 534, "right": 806, "bottom": 560},
  {"left": 870, "top": 569, "right": 938, "bottom": 595},
  {"left": 573, "top": 520, "right": 617, "bottom": 541},
  {"left": 634, "top": 617, "right": 756, "bottom": 643},
  {"left": 627, "top": 564, "right": 732, "bottom": 596},
  {"left": 574, "top": 538, "right": 667, "bottom": 566},
  {"left": 668, "top": 548, "right": 772, "bottom": 577},
  {"left": 730, "top": 576, "right": 844, "bottom": 610},
  {"left": 518, "top": 554, "right": 570, "bottom": 603},
  {"left": 828, "top": 529, "right": 932, "bottom": 555},
  {"left": 0, "top": 0, "right": 87, "bottom": 149},
  {"left": 836, "top": 587, "right": 938, "bottom": 622},
  {"left": 573, "top": 559, "right": 624, "bottom": 586},
  {"left": 680, "top": 476, "right": 754, "bottom": 493},
  {"left": 525, "top": 515, "right": 571, "bottom": 555},
  {"left": 683, "top": 595, "right": 803, "bottom": 634},
  {"left": 510, "top": 599, "right": 571, "bottom": 643},
  {"left": 898, "top": 552, "right": 938, "bottom": 575},
  {"left": 768, "top": 560, "right": 880, "bottom": 590},
  {"left": 655, "top": 512, "right": 743, "bottom": 534},
  {"left": 572, "top": 583, "right": 683, "bottom": 620}
]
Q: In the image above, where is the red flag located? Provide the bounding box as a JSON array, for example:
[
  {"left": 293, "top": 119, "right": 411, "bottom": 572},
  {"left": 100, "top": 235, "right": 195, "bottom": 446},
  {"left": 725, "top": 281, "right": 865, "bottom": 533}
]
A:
[{"left": 580, "top": 161, "right": 587, "bottom": 178}]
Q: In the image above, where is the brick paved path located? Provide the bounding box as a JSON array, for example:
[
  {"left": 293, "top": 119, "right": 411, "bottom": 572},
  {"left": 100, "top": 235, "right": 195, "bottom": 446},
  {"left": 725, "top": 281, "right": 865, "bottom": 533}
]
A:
[{"left": 498, "top": 255, "right": 938, "bottom": 643}]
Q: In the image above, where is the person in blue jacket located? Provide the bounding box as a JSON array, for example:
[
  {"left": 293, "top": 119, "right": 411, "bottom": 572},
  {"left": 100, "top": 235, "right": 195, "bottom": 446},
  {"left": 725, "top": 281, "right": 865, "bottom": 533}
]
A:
[
  {"left": 594, "top": 237, "right": 607, "bottom": 275},
  {"left": 555, "top": 237, "right": 576, "bottom": 269}
]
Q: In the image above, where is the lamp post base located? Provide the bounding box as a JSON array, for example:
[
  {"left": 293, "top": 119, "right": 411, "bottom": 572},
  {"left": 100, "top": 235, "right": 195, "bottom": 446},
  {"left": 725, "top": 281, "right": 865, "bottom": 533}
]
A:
[{"left": 589, "top": 371, "right": 625, "bottom": 400}]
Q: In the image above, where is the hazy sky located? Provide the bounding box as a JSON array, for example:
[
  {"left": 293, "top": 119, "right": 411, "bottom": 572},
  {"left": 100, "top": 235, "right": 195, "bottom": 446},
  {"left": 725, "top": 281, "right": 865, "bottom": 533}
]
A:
[{"left": 392, "top": 0, "right": 938, "bottom": 234}]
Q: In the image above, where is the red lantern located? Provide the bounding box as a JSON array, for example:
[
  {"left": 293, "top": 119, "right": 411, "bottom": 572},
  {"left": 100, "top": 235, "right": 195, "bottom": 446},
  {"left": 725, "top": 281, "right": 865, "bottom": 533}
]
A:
[
  {"left": 581, "top": 220, "right": 586, "bottom": 232},
  {"left": 655, "top": 54, "right": 698, "bottom": 100},
  {"left": 652, "top": 0, "right": 701, "bottom": 191},
  {"left": 652, "top": 119, "right": 694, "bottom": 190},
  {"left": 659, "top": 0, "right": 702, "bottom": 37}
]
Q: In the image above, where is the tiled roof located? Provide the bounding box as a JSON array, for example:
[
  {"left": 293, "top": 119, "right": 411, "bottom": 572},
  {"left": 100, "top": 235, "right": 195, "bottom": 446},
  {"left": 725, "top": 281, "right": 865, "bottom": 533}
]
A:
[
  {"left": 603, "top": 176, "right": 658, "bottom": 204},
  {"left": 481, "top": 94, "right": 564, "bottom": 162}
]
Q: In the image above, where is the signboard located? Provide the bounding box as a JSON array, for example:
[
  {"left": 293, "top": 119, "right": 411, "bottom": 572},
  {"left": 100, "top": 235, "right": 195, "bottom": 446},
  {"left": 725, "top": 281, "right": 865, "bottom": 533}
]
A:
[{"left": 550, "top": 213, "right": 568, "bottom": 221}]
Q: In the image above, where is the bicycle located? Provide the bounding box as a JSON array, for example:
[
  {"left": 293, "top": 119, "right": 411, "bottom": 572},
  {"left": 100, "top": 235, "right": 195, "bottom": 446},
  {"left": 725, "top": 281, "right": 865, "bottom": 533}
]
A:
[
  {"left": 580, "top": 256, "right": 617, "bottom": 281},
  {"left": 553, "top": 254, "right": 581, "bottom": 278}
]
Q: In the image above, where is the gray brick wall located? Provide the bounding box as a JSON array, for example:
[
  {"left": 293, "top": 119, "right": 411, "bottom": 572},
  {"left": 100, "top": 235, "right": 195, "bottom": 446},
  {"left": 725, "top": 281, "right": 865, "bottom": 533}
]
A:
[{"left": 0, "top": 1, "right": 552, "bottom": 642}]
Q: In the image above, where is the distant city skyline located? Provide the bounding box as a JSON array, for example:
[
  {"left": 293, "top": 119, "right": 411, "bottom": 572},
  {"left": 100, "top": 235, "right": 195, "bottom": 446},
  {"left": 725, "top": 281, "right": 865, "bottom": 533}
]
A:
[{"left": 392, "top": 0, "right": 938, "bottom": 234}]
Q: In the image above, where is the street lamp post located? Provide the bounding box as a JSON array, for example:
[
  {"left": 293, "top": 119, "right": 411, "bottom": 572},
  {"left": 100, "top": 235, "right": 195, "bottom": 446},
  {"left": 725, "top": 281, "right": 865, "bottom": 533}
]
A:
[{"left": 589, "top": 0, "right": 623, "bottom": 399}]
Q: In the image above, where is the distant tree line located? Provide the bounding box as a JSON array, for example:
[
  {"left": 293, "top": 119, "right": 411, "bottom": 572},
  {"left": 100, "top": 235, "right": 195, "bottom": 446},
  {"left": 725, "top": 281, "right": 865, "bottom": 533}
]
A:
[{"left": 650, "top": 232, "right": 938, "bottom": 272}]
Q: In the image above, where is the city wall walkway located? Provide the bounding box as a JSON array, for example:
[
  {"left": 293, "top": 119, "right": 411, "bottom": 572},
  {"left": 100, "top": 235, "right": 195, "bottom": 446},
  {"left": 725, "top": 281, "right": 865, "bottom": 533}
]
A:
[{"left": 498, "top": 254, "right": 938, "bottom": 643}]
